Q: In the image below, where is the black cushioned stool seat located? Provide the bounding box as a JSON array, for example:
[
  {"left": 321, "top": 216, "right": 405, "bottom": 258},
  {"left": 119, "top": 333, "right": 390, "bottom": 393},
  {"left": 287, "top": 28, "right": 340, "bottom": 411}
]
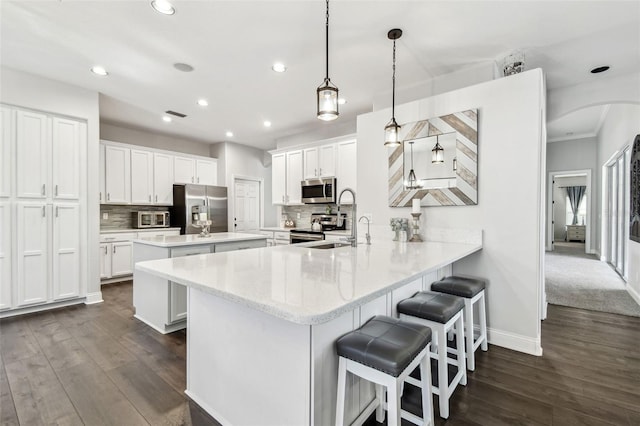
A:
[
  {"left": 431, "top": 276, "right": 486, "bottom": 298},
  {"left": 336, "top": 315, "right": 432, "bottom": 377},
  {"left": 335, "top": 315, "right": 435, "bottom": 426},
  {"left": 397, "top": 291, "right": 464, "bottom": 324}
]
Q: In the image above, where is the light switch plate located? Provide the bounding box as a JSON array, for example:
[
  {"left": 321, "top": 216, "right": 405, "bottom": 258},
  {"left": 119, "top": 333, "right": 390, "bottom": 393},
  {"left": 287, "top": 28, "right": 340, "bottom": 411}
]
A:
[{"left": 102, "top": 212, "right": 108, "bottom": 220}]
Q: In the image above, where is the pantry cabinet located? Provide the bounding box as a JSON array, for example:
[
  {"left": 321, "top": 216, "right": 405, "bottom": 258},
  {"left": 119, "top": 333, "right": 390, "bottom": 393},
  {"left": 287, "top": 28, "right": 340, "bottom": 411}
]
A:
[
  {"left": 131, "top": 149, "right": 154, "bottom": 204},
  {"left": 0, "top": 202, "right": 11, "bottom": 310},
  {"left": 16, "top": 110, "right": 49, "bottom": 199},
  {"left": 16, "top": 202, "right": 49, "bottom": 306},
  {"left": 104, "top": 145, "right": 131, "bottom": 204},
  {"left": 0, "top": 107, "right": 11, "bottom": 198},
  {"left": 52, "top": 203, "right": 80, "bottom": 300},
  {"left": 51, "top": 117, "right": 82, "bottom": 200}
]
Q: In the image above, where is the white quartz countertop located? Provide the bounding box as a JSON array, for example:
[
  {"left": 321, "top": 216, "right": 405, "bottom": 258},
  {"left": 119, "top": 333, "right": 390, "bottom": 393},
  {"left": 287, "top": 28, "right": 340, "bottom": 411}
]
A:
[
  {"left": 101, "top": 227, "right": 181, "bottom": 234},
  {"left": 133, "top": 232, "right": 267, "bottom": 247},
  {"left": 260, "top": 226, "right": 293, "bottom": 232},
  {"left": 135, "top": 239, "right": 482, "bottom": 324}
]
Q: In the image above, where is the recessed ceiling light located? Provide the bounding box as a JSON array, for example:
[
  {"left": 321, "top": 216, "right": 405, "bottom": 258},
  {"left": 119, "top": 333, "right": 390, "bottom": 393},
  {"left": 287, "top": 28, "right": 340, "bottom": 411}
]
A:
[
  {"left": 338, "top": 98, "right": 347, "bottom": 105},
  {"left": 174, "top": 63, "right": 194, "bottom": 72},
  {"left": 90, "top": 66, "right": 108, "bottom": 76},
  {"left": 162, "top": 116, "right": 172, "bottom": 123},
  {"left": 263, "top": 121, "right": 272, "bottom": 128},
  {"left": 197, "top": 99, "right": 209, "bottom": 107},
  {"left": 226, "top": 131, "right": 234, "bottom": 137},
  {"left": 590, "top": 66, "right": 610, "bottom": 74},
  {"left": 151, "top": 0, "right": 175, "bottom": 15},
  {"left": 272, "top": 63, "right": 287, "bottom": 73}
]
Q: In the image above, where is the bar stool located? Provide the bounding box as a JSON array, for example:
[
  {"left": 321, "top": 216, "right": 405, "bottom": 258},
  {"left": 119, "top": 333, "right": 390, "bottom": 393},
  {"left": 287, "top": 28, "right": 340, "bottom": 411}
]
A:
[
  {"left": 431, "top": 276, "right": 488, "bottom": 371},
  {"left": 397, "top": 291, "right": 466, "bottom": 419},
  {"left": 335, "top": 315, "right": 434, "bottom": 426}
]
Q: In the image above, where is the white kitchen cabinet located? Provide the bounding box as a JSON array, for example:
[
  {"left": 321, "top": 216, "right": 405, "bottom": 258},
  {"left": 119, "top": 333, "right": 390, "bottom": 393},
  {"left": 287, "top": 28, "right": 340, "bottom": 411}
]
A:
[
  {"left": 0, "top": 107, "right": 11, "bottom": 198},
  {"left": 105, "top": 145, "right": 131, "bottom": 204},
  {"left": 16, "top": 202, "right": 49, "bottom": 306},
  {"left": 272, "top": 153, "right": 286, "bottom": 204},
  {"left": 304, "top": 144, "right": 336, "bottom": 179},
  {"left": 196, "top": 159, "right": 217, "bottom": 185},
  {"left": 16, "top": 110, "right": 49, "bottom": 199},
  {"left": 99, "top": 243, "right": 111, "bottom": 279},
  {"left": 111, "top": 241, "right": 133, "bottom": 277},
  {"left": 99, "top": 143, "right": 106, "bottom": 204},
  {"left": 286, "top": 150, "right": 303, "bottom": 204},
  {"left": 174, "top": 155, "right": 196, "bottom": 184},
  {"left": 336, "top": 140, "right": 357, "bottom": 204},
  {"left": 131, "top": 149, "right": 154, "bottom": 204},
  {"left": 0, "top": 202, "right": 11, "bottom": 310},
  {"left": 168, "top": 245, "right": 212, "bottom": 324},
  {"left": 52, "top": 203, "right": 80, "bottom": 300},
  {"left": 51, "top": 117, "right": 82, "bottom": 200},
  {"left": 153, "top": 152, "right": 174, "bottom": 205}
]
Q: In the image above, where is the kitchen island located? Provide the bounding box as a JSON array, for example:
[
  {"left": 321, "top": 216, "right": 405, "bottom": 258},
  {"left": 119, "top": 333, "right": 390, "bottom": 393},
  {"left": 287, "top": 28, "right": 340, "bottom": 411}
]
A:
[
  {"left": 132, "top": 232, "right": 267, "bottom": 333},
  {"left": 135, "top": 237, "right": 482, "bottom": 425}
]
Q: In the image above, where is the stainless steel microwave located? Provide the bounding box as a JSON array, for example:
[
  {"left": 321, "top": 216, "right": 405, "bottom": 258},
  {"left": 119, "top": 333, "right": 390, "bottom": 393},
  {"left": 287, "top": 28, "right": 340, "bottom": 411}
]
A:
[
  {"left": 133, "top": 211, "right": 170, "bottom": 228},
  {"left": 301, "top": 177, "right": 336, "bottom": 204}
]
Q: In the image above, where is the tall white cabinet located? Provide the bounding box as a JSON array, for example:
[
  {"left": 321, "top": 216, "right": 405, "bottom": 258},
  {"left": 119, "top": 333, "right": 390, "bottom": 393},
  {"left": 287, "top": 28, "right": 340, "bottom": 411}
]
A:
[{"left": 1, "top": 104, "right": 87, "bottom": 315}]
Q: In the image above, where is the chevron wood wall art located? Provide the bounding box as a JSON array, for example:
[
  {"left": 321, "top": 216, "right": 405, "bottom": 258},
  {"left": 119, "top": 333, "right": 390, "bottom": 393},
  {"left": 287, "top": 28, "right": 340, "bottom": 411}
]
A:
[{"left": 388, "top": 109, "right": 478, "bottom": 207}]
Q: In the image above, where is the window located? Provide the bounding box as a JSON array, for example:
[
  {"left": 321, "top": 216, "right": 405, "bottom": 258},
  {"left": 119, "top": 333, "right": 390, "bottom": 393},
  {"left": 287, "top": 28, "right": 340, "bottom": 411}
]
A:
[{"left": 565, "top": 194, "right": 587, "bottom": 226}]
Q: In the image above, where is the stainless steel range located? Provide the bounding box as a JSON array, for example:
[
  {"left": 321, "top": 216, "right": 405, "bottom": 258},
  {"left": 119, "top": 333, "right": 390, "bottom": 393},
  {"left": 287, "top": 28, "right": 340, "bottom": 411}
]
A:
[{"left": 289, "top": 213, "right": 346, "bottom": 244}]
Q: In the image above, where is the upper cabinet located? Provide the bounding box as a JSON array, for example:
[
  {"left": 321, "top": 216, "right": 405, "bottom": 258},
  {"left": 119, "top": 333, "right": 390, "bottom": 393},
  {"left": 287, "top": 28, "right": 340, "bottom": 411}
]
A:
[
  {"left": 101, "top": 140, "right": 218, "bottom": 205},
  {"left": 0, "top": 107, "right": 12, "bottom": 198},
  {"left": 52, "top": 117, "right": 82, "bottom": 200},
  {"left": 16, "top": 110, "right": 49, "bottom": 199},
  {"left": 271, "top": 138, "right": 355, "bottom": 205},
  {"left": 303, "top": 144, "right": 336, "bottom": 179}
]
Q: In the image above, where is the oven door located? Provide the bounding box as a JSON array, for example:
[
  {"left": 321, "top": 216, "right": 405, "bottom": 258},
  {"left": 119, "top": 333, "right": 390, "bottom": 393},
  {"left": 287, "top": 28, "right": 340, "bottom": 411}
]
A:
[{"left": 290, "top": 232, "right": 325, "bottom": 244}]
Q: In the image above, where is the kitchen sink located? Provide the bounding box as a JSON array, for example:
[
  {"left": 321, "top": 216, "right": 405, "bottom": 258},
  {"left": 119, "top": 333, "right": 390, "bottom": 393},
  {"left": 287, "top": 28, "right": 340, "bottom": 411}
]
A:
[{"left": 308, "top": 242, "right": 352, "bottom": 249}]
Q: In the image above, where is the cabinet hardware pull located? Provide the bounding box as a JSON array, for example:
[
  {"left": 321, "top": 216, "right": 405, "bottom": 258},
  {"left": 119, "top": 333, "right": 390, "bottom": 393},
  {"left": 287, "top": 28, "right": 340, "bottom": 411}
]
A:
[
  {"left": 191, "top": 177, "right": 194, "bottom": 183},
  {"left": 55, "top": 185, "right": 58, "bottom": 196},
  {"left": 104, "top": 246, "right": 108, "bottom": 255},
  {"left": 42, "top": 206, "right": 45, "bottom": 217},
  {"left": 113, "top": 246, "right": 116, "bottom": 253},
  {"left": 107, "top": 193, "right": 110, "bottom": 201},
  {"left": 155, "top": 195, "right": 158, "bottom": 202},
  {"left": 42, "top": 184, "right": 45, "bottom": 196},
  {"left": 55, "top": 206, "right": 59, "bottom": 217},
  {"left": 197, "top": 177, "right": 200, "bottom": 183},
  {"left": 319, "top": 168, "right": 322, "bottom": 175},
  {"left": 315, "top": 168, "right": 317, "bottom": 176},
  {"left": 99, "top": 192, "right": 102, "bottom": 202},
  {"left": 148, "top": 195, "right": 151, "bottom": 202}
]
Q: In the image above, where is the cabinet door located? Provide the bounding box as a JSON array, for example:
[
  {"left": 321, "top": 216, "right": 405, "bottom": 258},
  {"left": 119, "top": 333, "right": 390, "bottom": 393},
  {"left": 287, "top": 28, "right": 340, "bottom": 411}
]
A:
[
  {"left": 52, "top": 204, "right": 80, "bottom": 300},
  {"left": 336, "top": 140, "right": 357, "bottom": 204},
  {"left": 99, "top": 243, "right": 112, "bottom": 279},
  {"left": 16, "top": 110, "right": 49, "bottom": 199},
  {"left": 272, "top": 153, "right": 286, "bottom": 204},
  {"left": 111, "top": 241, "right": 133, "bottom": 276},
  {"left": 174, "top": 156, "right": 195, "bottom": 184},
  {"left": 318, "top": 144, "right": 336, "bottom": 177},
  {"left": 99, "top": 143, "right": 106, "bottom": 204},
  {"left": 169, "top": 245, "right": 211, "bottom": 324},
  {"left": 153, "top": 153, "right": 174, "bottom": 205},
  {"left": 286, "top": 150, "right": 303, "bottom": 204},
  {"left": 131, "top": 149, "right": 153, "bottom": 204},
  {"left": 303, "top": 148, "right": 319, "bottom": 179},
  {"left": 0, "top": 202, "right": 11, "bottom": 310},
  {"left": 196, "top": 159, "right": 217, "bottom": 185},
  {"left": 105, "top": 145, "right": 131, "bottom": 204},
  {"left": 52, "top": 117, "right": 81, "bottom": 200},
  {"left": 16, "top": 202, "right": 49, "bottom": 306},
  {"left": 0, "top": 106, "right": 12, "bottom": 198}
]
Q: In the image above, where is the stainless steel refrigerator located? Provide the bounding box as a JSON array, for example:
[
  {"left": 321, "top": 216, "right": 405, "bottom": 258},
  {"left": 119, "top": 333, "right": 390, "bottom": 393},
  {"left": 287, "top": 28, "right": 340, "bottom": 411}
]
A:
[{"left": 172, "top": 184, "right": 228, "bottom": 234}]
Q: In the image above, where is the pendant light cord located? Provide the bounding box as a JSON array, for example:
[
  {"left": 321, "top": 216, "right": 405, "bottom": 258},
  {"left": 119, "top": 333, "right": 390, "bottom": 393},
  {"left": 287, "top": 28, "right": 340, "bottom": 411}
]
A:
[
  {"left": 325, "top": 0, "right": 329, "bottom": 81},
  {"left": 391, "top": 38, "right": 396, "bottom": 119}
]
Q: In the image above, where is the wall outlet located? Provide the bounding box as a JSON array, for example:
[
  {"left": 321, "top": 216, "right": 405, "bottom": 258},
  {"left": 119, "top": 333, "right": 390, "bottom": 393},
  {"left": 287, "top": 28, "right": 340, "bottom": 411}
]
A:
[
  {"left": 102, "top": 212, "right": 108, "bottom": 220},
  {"left": 297, "top": 213, "right": 301, "bottom": 219}
]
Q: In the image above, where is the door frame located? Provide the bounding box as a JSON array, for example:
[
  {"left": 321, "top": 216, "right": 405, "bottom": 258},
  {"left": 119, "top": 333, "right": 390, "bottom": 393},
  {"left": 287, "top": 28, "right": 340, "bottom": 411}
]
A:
[
  {"left": 231, "top": 175, "right": 264, "bottom": 232},
  {"left": 546, "top": 169, "right": 592, "bottom": 253}
]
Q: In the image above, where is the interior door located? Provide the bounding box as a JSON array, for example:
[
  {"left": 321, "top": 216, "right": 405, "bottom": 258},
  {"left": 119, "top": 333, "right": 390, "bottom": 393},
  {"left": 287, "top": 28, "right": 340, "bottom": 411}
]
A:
[{"left": 234, "top": 179, "right": 260, "bottom": 232}]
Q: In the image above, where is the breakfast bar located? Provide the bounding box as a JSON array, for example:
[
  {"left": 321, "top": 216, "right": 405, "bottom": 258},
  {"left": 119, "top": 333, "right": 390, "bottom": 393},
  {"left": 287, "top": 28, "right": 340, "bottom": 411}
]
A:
[{"left": 135, "top": 238, "right": 482, "bottom": 425}]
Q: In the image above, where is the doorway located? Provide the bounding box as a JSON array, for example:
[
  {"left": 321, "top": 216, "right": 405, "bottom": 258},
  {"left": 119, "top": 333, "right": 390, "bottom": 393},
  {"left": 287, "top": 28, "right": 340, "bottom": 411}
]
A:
[{"left": 232, "top": 177, "right": 262, "bottom": 232}]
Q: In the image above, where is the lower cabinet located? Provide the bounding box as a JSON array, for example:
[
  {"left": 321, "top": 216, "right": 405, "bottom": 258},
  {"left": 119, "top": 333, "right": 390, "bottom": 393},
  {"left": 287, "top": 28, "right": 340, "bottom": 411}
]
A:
[
  {"left": 52, "top": 204, "right": 80, "bottom": 300},
  {"left": 168, "top": 245, "right": 213, "bottom": 324},
  {"left": 0, "top": 202, "right": 12, "bottom": 310},
  {"left": 111, "top": 241, "right": 134, "bottom": 277}
]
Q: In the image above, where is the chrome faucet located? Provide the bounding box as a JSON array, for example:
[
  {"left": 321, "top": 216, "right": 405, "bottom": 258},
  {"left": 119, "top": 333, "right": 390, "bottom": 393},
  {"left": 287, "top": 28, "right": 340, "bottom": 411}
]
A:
[
  {"left": 336, "top": 188, "right": 357, "bottom": 247},
  {"left": 358, "top": 216, "right": 371, "bottom": 245}
]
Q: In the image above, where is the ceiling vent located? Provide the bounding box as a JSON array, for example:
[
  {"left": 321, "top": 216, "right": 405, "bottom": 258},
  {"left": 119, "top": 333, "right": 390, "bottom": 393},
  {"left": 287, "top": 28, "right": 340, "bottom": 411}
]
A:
[{"left": 165, "top": 110, "right": 187, "bottom": 118}]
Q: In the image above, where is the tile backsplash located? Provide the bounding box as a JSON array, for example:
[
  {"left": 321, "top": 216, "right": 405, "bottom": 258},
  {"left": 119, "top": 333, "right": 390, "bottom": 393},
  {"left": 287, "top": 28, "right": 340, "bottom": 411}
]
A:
[
  {"left": 282, "top": 204, "right": 353, "bottom": 229},
  {"left": 100, "top": 205, "right": 170, "bottom": 230}
]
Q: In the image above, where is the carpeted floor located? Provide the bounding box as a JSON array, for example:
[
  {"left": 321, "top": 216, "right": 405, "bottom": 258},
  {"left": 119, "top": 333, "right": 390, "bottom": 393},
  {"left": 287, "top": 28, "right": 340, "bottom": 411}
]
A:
[{"left": 545, "top": 242, "right": 640, "bottom": 317}]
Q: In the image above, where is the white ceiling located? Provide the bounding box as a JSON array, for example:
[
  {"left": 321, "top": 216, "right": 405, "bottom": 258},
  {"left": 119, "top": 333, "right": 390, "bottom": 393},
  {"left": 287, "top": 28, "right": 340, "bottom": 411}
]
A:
[
  {"left": 547, "top": 105, "right": 610, "bottom": 143},
  {"left": 2, "top": 1, "right": 639, "bottom": 150}
]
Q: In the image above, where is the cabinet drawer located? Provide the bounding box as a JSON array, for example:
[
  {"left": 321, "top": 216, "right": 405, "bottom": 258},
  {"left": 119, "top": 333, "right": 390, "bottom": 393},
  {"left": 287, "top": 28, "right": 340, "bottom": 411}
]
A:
[
  {"left": 171, "top": 245, "right": 212, "bottom": 257},
  {"left": 274, "top": 231, "right": 290, "bottom": 241},
  {"left": 214, "top": 239, "right": 267, "bottom": 253},
  {"left": 100, "top": 232, "right": 137, "bottom": 242},
  {"left": 258, "top": 230, "right": 275, "bottom": 237}
]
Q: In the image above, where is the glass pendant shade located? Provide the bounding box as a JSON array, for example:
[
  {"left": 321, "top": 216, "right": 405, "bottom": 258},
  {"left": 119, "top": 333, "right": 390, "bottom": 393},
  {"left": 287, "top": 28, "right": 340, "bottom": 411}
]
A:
[
  {"left": 384, "top": 118, "right": 401, "bottom": 147},
  {"left": 407, "top": 168, "right": 418, "bottom": 189},
  {"left": 432, "top": 141, "right": 444, "bottom": 163},
  {"left": 317, "top": 79, "right": 339, "bottom": 121}
]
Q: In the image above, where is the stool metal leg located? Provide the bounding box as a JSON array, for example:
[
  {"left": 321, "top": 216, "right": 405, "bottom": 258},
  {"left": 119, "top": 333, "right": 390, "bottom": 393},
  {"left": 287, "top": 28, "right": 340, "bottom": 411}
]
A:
[
  {"left": 335, "top": 357, "right": 347, "bottom": 426},
  {"left": 479, "top": 291, "right": 488, "bottom": 351}
]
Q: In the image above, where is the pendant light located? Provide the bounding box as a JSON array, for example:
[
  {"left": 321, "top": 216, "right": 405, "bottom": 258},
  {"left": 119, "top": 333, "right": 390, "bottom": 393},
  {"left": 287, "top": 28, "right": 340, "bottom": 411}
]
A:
[
  {"left": 406, "top": 141, "right": 421, "bottom": 189},
  {"left": 317, "top": 0, "right": 339, "bottom": 121},
  {"left": 384, "top": 28, "right": 403, "bottom": 147},
  {"left": 431, "top": 136, "right": 444, "bottom": 163}
]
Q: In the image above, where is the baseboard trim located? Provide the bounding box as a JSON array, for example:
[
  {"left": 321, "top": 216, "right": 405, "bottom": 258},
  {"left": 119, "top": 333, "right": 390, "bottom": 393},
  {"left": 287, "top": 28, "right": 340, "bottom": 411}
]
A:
[
  {"left": 84, "top": 291, "right": 103, "bottom": 305},
  {"left": 0, "top": 298, "right": 85, "bottom": 318},
  {"left": 185, "top": 389, "right": 231, "bottom": 426},
  {"left": 487, "top": 327, "right": 543, "bottom": 356},
  {"left": 626, "top": 283, "right": 640, "bottom": 306},
  {"left": 133, "top": 314, "right": 186, "bottom": 334}
]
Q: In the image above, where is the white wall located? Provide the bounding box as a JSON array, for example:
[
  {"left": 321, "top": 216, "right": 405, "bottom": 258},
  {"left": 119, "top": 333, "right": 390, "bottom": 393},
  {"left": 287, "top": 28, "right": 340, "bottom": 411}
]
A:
[
  {"left": 210, "top": 142, "right": 277, "bottom": 228},
  {"left": 357, "top": 69, "right": 545, "bottom": 355},
  {"left": 596, "top": 103, "right": 640, "bottom": 300},
  {"left": 101, "top": 122, "right": 211, "bottom": 157},
  {"left": 0, "top": 67, "right": 101, "bottom": 303}
]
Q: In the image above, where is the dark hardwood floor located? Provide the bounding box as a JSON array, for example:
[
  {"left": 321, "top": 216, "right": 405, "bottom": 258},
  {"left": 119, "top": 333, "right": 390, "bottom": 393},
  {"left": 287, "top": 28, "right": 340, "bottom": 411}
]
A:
[{"left": 1, "top": 282, "right": 639, "bottom": 425}]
